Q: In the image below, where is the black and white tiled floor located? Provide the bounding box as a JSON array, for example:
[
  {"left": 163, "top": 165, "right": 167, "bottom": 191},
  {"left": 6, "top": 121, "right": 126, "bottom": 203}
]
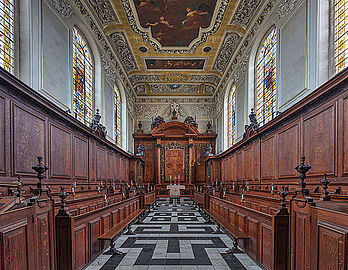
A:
[{"left": 85, "top": 198, "right": 262, "bottom": 270}]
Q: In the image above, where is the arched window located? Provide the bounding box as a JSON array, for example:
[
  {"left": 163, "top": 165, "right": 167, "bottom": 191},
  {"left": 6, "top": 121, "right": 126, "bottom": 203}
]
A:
[
  {"left": 0, "top": 0, "right": 15, "bottom": 73},
  {"left": 72, "top": 27, "right": 94, "bottom": 125},
  {"left": 228, "top": 87, "right": 236, "bottom": 147},
  {"left": 114, "top": 86, "right": 121, "bottom": 147},
  {"left": 334, "top": 0, "right": 348, "bottom": 73},
  {"left": 255, "top": 27, "right": 277, "bottom": 126}
]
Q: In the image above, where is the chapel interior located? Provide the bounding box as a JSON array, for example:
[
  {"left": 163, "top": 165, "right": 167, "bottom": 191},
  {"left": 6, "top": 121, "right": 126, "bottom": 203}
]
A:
[{"left": 0, "top": 0, "right": 347, "bottom": 269}]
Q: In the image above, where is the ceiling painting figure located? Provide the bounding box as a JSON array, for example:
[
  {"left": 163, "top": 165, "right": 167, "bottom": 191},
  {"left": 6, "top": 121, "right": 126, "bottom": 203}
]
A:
[{"left": 132, "top": 0, "right": 218, "bottom": 47}]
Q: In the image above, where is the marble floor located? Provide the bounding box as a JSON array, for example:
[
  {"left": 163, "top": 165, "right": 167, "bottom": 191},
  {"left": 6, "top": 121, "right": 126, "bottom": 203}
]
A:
[{"left": 85, "top": 198, "right": 262, "bottom": 270}]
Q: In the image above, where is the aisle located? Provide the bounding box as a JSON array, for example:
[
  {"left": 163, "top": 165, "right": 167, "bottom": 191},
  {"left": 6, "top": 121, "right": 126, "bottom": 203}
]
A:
[{"left": 85, "top": 198, "right": 262, "bottom": 270}]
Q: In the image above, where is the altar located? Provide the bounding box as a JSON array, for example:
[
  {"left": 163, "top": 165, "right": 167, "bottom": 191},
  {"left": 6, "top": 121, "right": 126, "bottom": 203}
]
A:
[{"left": 167, "top": 184, "right": 185, "bottom": 197}]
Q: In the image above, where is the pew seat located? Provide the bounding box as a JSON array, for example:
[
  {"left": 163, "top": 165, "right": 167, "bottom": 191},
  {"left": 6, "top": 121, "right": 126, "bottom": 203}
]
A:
[
  {"left": 98, "top": 209, "right": 144, "bottom": 254},
  {"left": 204, "top": 208, "right": 250, "bottom": 253}
]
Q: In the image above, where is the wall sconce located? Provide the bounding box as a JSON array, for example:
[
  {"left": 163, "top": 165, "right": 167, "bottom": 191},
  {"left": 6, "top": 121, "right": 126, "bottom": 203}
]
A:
[
  {"left": 270, "top": 182, "right": 275, "bottom": 195},
  {"left": 240, "top": 192, "right": 245, "bottom": 203}
]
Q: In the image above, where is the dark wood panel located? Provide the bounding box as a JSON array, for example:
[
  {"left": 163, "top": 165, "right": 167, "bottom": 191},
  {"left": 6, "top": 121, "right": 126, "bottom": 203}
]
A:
[
  {"left": 236, "top": 151, "right": 244, "bottom": 180},
  {"left": 303, "top": 105, "right": 336, "bottom": 176},
  {"left": 106, "top": 152, "right": 114, "bottom": 180},
  {"left": 13, "top": 104, "right": 45, "bottom": 175},
  {"left": 0, "top": 96, "right": 5, "bottom": 175},
  {"left": 49, "top": 123, "right": 72, "bottom": 179},
  {"left": 247, "top": 217, "right": 259, "bottom": 258},
  {"left": 96, "top": 147, "right": 106, "bottom": 180},
  {"left": 74, "top": 225, "right": 87, "bottom": 270},
  {"left": 89, "top": 218, "right": 101, "bottom": 259},
  {"left": 261, "top": 135, "right": 276, "bottom": 181},
  {"left": 261, "top": 223, "right": 272, "bottom": 269},
  {"left": 74, "top": 136, "right": 88, "bottom": 180},
  {"left": 343, "top": 97, "right": 348, "bottom": 176},
  {"left": 278, "top": 123, "right": 299, "bottom": 179},
  {"left": 317, "top": 221, "right": 348, "bottom": 270},
  {"left": 0, "top": 220, "right": 29, "bottom": 270},
  {"left": 36, "top": 213, "right": 51, "bottom": 270},
  {"left": 244, "top": 147, "right": 252, "bottom": 181}
]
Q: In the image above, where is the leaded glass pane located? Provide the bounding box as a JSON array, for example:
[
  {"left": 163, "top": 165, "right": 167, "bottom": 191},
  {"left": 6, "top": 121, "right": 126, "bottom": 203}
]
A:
[
  {"left": 114, "top": 87, "right": 121, "bottom": 147},
  {"left": 228, "top": 88, "right": 236, "bottom": 147},
  {"left": 334, "top": 0, "right": 348, "bottom": 73},
  {"left": 0, "top": 0, "right": 15, "bottom": 73},
  {"left": 255, "top": 27, "right": 277, "bottom": 126},
  {"left": 72, "top": 27, "right": 94, "bottom": 125}
]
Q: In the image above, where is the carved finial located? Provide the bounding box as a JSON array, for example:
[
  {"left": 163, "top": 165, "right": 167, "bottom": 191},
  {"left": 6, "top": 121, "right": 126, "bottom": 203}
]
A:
[
  {"left": 279, "top": 186, "right": 288, "bottom": 209},
  {"left": 58, "top": 186, "right": 69, "bottom": 210},
  {"left": 249, "top": 108, "right": 259, "bottom": 131},
  {"left": 32, "top": 156, "right": 48, "bottom": 195},
  {"left": 320, "top": 174, "right": 331, "bottom": 201},
  {"left": 295, "top": 156, "right": 311, "bottom": 194}
]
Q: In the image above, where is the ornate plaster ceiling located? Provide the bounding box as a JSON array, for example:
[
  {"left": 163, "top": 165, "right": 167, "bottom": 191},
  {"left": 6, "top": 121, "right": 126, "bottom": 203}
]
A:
[{"left": 66, "top": 0, "right": 272, "bottom": 97}]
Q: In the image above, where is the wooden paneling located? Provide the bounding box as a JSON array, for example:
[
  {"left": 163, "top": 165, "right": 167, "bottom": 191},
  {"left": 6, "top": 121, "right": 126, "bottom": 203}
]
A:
[
  {"left": 13, "top": 104, "right": 45, "bottom": 175},
  {"left": 0, "top": 96, "right": 5, "bottom": 175},
  {"left": 244, "top": 147, "right": 253, "bottom": 181},
  {"left": 74, "top": 136, "right": 88, "bottom": 180},
  {"left": 74, "top": 225, "right": 87, "bottom": 270},
  {"left": 303, "top": 105, "right": 336, "bottom": 176},
  {"left": 36, "top": 213, "right": 51, "bottom": 270},
  {"left": 236, "top": 151, "right": 244, "bottom": 180},
  {"left": 343, "top": 97, "right": 348, "bottom": 176},
  {"left": 278, "top": 123, "right": 299, "bottom": 179},
  {"left": 261, "top": 224, "right": 272, "bottom": 269},
  {"left": 89, "top": 219, "right": 101, "bottom": 259},
  {"left": 106, "top": 152, "right": 114, "bottom": 180},
  {"left": 0, "top": 220, "right": 29, "bottom": 270},
  {"left": 96, "top": 147, "right": 106, "bottom": 180},
  {"left": 50, "top": 123, "right": 72, "bottom": 179},
  {"left": 261, "top": 135, "right": 276, "bottom": 181},
  {"left": 247, "top": 217, "right": 259, "bottom": 258}
]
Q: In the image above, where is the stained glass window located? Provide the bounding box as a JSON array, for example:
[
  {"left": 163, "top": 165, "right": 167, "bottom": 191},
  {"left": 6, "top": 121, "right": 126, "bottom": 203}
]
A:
[
  {"left": 228, "top": 87, "right": 236, "bottom": 147},
  {"left": 114, "top": 87, "right": 121, "bottom": 147},
  {"left": 334, "top": 0, "right": 348, "bottom": 73},
  {"left": 255, "top": 27, "right": 277, "bottom": 126},
  {"left": 0, "top": 0, "right": 15, "bottom": 73},
  {"left": 72, "top": 27, "right": 94, "bottom": 125}
]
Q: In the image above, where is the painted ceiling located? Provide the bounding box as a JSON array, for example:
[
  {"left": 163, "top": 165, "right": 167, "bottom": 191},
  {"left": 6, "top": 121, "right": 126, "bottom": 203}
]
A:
[{"left": 75, "top": 0, "right": 269, "bottom": 97}]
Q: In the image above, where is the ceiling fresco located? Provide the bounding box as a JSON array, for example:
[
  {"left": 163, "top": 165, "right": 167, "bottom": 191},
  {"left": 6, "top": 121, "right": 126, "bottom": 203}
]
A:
[
  {"left": 59, "top": 0, "right": 275, "bottom": 99},
  {"left": 132, "top": 0, "right": 218, "bottom": 47}
]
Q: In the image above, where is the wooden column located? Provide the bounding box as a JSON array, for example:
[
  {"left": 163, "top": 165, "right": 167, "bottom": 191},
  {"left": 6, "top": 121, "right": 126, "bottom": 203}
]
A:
[
  {"left": 188, "top": 138, "right": 194, "bottom": 184},
  {"left": 156, "top": 138, "right": 162, "bottom": 186}
]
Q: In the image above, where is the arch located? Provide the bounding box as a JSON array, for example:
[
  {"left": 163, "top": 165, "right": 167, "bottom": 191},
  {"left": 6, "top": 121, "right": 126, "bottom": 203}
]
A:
[
  {"left": 114, "top": 85, "right": 122, "bottom": 147},
  {"left": 228, "top": 85, "right": 236, "bottom": 147},
  {"left": 254, "top": 26, "right": 277, "bottom": 126},
  {"left": 115, "top": 78, "right": 128, "bottom": 150},
  {"left": 222, "top": 79, "right": 235, "bottom": 151},
  {"left": 72, "top": 26, "right": 94, "bottom": 125},
  {"left": 0, "top": 0, "right": 15, "bottom": 74}
]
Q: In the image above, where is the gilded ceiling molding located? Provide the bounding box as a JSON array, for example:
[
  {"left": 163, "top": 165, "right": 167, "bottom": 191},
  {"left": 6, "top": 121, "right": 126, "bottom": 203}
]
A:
[
  {"left": 71, "top": 0, "right": 136, "bottom": 112},
  {"left": 149, "top": 84, "right": 201, "bottom": 94},
  {"left": 49, "top": 0, "right": 74, "bottom": 18},
  {"left": 213, "top": 32, "right": 241, "bottom": 72},
  {"left": 120, "top": 0, "right": 230, "bottom": 53},
  {"left": 204, "top": 85, "right": 216, "bottom": 94},
  {"left": 87, "top": 0, "right": 119, "bottom": 24},
  {"left": 230, "top": 0, "right": 263, "bottom": 25},
  {"left": 136, "top": 97, "right": 214, "bottom": 104},
  {"left": 130, "top": 74, "right": 161, "bottom": 84},
  {"left": 135, "top": 84, "right": 146, "bottom": 94},
  {"left": 109, "top": 32, "right": 138, "bottom": 72},
  {"left": 277, "top": 0, "right": 298, "bottom": 19},
  {"left": 189, "top": 75, "right": 220, "bottom": 85}
]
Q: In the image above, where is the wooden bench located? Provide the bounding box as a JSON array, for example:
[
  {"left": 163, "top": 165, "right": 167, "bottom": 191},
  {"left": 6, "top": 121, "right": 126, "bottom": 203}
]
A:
[
  {"left": 98, "top": 209, "right": 145, "bottom": 255},
  {"left": 204, "top": 208, "right": 250, "bottom": 253}
]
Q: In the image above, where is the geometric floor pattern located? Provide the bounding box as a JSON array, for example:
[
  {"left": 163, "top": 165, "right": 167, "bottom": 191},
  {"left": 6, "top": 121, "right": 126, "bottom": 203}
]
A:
[{"left": 85, "top": 198, "right": 262, "bottom": 270}]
